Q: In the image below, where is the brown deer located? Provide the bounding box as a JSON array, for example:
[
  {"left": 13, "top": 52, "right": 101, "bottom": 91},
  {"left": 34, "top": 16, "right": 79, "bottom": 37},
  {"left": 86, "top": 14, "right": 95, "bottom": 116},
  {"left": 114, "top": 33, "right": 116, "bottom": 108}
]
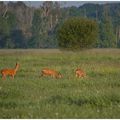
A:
[
  {"left": 1, "top": 63, "right": 20, "bottom": 80},
  {"left": 75, "top": 68, "right": 86, "bottom": 78},
  {"left": 40, "top": 68, "right": 62, "bottom": 79}
]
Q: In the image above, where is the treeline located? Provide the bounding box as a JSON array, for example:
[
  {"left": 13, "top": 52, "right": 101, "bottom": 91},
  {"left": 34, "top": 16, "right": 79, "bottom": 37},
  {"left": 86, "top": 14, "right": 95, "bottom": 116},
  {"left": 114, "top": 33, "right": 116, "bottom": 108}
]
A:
[{"left": 0, "top": 1, "right": 120, "bottom": 48}]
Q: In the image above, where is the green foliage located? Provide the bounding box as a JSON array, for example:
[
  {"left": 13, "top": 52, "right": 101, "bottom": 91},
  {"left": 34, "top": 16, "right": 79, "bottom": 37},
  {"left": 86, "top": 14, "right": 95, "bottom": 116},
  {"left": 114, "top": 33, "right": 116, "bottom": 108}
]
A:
[
  {"left": 0, "top": 12, "right": 16, "bottom": 48},
  {"left": 10, "top": 30, "right": 27, "bottom": 48},
  {"left": 98, "top": 8, "right": 116, "bottom": 48},
  {"left": 31, "top": 9, "right": 44, "bottom": 48},
  {"left": 30, "top": 8, "right": 58, "bottom": 48},
  {"left": 57, "top": 17, "right": 98, "bottom": 49},
  {"left": 1, "top": 2, "right": 120, "bottom": 48}
]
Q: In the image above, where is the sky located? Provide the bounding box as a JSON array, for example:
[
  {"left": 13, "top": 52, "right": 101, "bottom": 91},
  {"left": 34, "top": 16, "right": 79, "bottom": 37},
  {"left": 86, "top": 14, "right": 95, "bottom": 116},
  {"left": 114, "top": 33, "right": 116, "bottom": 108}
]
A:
[
  {"left": 5, "top": 1, "right": 120, "bottom": 8},
  {"left": 23, "top": 1, "right": 98, "bottom": 8}
]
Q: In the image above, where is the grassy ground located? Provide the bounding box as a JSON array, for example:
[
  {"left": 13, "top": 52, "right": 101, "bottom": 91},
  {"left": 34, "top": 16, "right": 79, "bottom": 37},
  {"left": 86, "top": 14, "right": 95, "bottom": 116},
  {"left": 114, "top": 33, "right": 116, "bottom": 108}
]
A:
[{"left": 0, "top": 49, "right": 120, "bottom": 118}]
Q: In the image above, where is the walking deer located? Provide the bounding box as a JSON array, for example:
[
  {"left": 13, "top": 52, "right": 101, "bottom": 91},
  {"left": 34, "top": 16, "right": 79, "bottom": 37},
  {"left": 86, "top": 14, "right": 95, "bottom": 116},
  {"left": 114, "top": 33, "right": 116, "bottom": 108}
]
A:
[
  {"left": 75, "top": 68, "right": 86, "bottom": 78},
  {"left": 40, "top": 68, "right": 62, "bottom": 79},
  {"left": 1, "top": 63, "right": 20, "bottom": 80}
]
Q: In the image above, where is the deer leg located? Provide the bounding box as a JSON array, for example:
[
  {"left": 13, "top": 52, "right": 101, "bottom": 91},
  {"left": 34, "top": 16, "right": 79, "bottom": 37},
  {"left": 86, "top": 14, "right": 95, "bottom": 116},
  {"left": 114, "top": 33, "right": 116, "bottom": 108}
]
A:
[
  {"left": 52, "top": 74, "right": 55, "bottom": 78},
  {"left": 76, "top": 73, "right": 79, "bottom": 78},
  {"left": 2, "top": 74, "right": 6, "bottom": 80},
  {"left": 11, "top": 75, "right": 14, "bottom": 80},
  {"left": 75, "top": 74, "right": 77, "bottom": 77},
  {"left": 78, "top": 74, "right": 81, "bottom": 78},
  {"left": 40, "top": 73, "right": 44, "bottom": 78},
  {"left": 55, "top": 75, "right": 58, "bottom": 79}
]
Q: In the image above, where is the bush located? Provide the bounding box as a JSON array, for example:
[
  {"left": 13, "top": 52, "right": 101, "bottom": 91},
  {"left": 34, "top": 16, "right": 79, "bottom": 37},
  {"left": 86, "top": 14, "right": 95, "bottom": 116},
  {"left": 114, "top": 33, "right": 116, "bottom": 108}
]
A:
[{"left": 57, "top": 17, "right": 98, "bottom": 50}]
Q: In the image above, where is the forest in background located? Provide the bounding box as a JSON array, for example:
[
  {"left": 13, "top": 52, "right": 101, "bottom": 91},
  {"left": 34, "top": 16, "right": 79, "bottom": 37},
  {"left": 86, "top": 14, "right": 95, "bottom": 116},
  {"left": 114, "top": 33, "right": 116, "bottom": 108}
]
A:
[{"left": 0, "top": 1, "right": 120, "bottom": 48}]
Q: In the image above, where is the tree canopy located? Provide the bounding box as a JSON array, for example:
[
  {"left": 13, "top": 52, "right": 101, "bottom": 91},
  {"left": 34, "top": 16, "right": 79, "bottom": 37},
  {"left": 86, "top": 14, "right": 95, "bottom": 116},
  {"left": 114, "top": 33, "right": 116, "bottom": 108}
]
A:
[
  {"left": 0, "top": 2, "right": 120, "bottom": 48},
  {"left": 57, "top": 17, "right": 98, "bottom": 49}
]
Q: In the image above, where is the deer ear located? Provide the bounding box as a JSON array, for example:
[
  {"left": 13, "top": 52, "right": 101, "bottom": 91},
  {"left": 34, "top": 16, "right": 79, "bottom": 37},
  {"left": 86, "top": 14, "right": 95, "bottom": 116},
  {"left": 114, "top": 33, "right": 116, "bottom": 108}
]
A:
[{"left": 16, "top": 62, "right": 19, "bottom": 65}]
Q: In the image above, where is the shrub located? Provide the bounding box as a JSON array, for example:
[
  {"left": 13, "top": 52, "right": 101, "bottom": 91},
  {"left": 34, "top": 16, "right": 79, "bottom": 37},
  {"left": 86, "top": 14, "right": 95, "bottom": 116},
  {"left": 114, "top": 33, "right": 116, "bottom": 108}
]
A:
[{"left": 57, "top": 17, "right": 98, "bottom": 50}]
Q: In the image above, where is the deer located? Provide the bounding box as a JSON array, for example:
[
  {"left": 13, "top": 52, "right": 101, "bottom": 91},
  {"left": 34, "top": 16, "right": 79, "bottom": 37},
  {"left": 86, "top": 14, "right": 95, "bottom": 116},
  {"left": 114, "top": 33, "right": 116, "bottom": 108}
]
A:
[
  {"left": 1, "top": 63, "right": 20, "bottom": 80},
  {"left": 75, "top": 68, "right": 86, "bottom": 78},
  {"left": 40, "top": 68, "right": 62, "bottom": 79}
]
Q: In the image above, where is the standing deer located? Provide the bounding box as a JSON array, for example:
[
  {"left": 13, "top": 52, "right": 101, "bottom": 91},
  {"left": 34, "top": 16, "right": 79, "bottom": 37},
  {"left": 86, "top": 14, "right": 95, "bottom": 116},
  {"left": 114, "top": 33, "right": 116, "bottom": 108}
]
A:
[
  {"left": 75, "top": 68, "right": 86, "bottom": 78},
  {"left": 1, "top": 63, "right": 20, "bottom": 80},
  {"left": 40, "top": 68, "right": 62, "bottom": 79}
]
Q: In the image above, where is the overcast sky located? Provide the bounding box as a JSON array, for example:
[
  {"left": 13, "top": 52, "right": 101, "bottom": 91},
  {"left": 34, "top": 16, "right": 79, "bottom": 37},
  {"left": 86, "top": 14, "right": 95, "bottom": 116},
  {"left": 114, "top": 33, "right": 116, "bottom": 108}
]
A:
[
  {"left": 5, "top": 1, "right": 120, "bottom": 8},
  {"left": 18, "top": 1, "right": 120, "bottom": 8}
]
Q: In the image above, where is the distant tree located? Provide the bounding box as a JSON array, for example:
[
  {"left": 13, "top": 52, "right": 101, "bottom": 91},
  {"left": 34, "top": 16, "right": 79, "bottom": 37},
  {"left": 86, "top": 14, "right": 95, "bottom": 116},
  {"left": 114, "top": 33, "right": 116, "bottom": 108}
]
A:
[
  {"left": 30, "top": 9, "right": 48, "bottom": 48},
  {"left": 111, "top": 4, "right": 120, "bottom": 48},
  {"left": 98, "top": 5, "right": 116, "bottom": 48},
  {"left": 1, "top": 1, "right": 120, "bottom": 49},
  {"left": 57, "top": 17, "right": 98, "bottom": 49},
  {"left": 0, "top": 12, "right": 16, "bottom": 48},
  {"left": 30, "top": 1, "right": 61, "bottom": 48},
  {"left": 10, "top": 30, "right": 27, "bottom": 48}
]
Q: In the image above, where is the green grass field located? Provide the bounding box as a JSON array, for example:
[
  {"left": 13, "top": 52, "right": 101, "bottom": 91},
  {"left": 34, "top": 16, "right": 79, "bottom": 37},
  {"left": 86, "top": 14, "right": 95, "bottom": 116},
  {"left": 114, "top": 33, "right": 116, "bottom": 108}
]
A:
[{"left": 0, "top": 49, "right": 120, "bottom": 118}]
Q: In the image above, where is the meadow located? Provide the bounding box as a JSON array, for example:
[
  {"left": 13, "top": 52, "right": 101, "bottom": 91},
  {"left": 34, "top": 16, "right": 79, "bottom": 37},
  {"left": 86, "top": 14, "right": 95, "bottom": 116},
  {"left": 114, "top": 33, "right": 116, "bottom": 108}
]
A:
[{"left": 0, "top": 49, "right": 120, "bottom": 118}]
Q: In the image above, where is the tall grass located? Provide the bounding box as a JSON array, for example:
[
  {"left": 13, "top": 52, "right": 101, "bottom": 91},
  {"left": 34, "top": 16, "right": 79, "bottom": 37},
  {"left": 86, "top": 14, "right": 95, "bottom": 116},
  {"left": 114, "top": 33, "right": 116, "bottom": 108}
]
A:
[{"left": 0, "top": 49, "right": 120, "bottom": 118}]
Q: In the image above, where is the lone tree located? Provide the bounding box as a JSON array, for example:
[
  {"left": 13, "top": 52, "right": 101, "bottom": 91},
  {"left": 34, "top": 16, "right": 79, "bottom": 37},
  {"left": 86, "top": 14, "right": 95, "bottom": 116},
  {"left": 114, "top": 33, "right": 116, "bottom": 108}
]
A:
[{"left": 57, "top": 17, "right": 98, "bottom": 49}]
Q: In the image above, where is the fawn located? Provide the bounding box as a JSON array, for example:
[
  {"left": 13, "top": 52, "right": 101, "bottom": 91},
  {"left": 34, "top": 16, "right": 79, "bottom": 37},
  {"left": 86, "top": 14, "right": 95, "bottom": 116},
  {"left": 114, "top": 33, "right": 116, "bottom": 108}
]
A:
[
  {"left": 40, "top": 68, "right": 62, "bottom": 79},
  {"left": 1, "top": 63, "right": 20, "bottom": 80},
  {"left": 75, "top": 68, "right": 86, "bottom": 78}
]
